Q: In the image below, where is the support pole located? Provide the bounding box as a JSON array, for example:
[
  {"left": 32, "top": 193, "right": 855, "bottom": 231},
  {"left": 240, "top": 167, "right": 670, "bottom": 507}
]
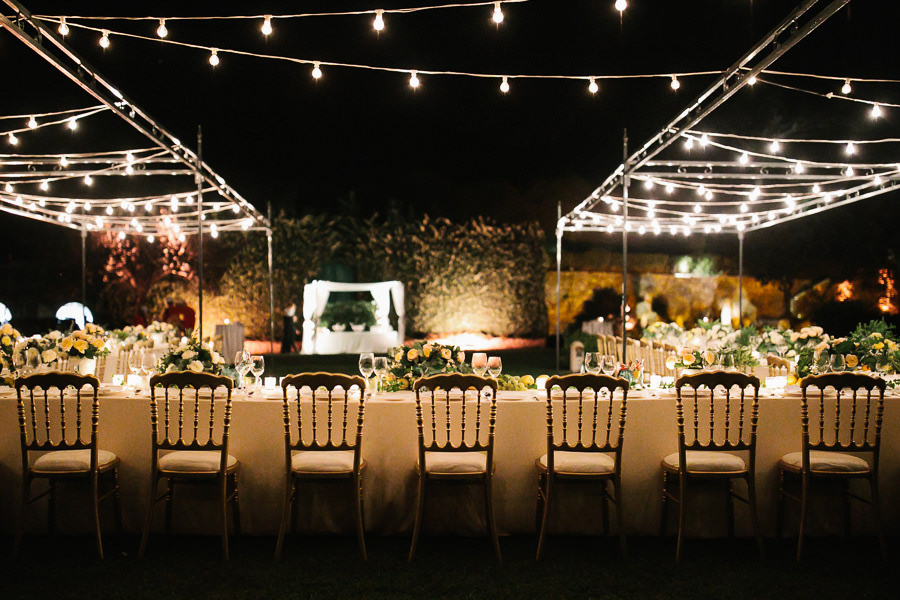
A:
[
  {"left": 81, "top": 224, "right": 87, "bottom": 328},
  {"left": 555, "top": 201, "right": 562, "bottom": 372},
  {"left": 195, "top": 126, "right": 204, "bottom": 340},
  {"left": 267, "top": 202, "right": 275, "bottom": 354},
  {"left": 621, "top": 129, "right": 629, "bottom": 364},
  {"left": 738, "top": 231, "right": 745, "bottom": 329}
]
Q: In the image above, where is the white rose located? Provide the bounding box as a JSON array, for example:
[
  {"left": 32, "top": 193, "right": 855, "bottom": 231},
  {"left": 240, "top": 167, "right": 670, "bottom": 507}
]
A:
[
  {"left": 47, "top": 330, "right": 62, "bottom": 340},
  {"left": 165, "top": 364, "right": 178, "bottom": 373},
  {"left": 41, "top": 349, "right": 58, "bottom": 363},
  {"left": 182, "top": 350, "right": 197, "bottom": 360},
  {"left": 187, "top": 360, "right": 204, "bottom": 373},
  {"left": 211, "top": 351, "right": 224, "bottom": 364}
]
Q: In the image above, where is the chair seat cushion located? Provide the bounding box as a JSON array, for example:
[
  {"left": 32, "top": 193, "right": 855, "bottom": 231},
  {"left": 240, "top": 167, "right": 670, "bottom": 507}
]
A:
[
  {"left": 663, "top": 451, "right": 746, "bottom": 472},
  {"left": 32, "top": 449, "right": 118, "bottom": 473},
  {"left": 423, "top": 451, "right": 487, "bottom": 474},
  {"left": 780, "top": 451, "right": 870, "bottom": 473},
  {"left": 159, "top": 451, "right": 238, "bottom": 473},
  {"left": 292, "top": 450, "right": 356, "bottom": 473},
  {"left": 538, "top": 451, "right": 615, "bottom": 474}
]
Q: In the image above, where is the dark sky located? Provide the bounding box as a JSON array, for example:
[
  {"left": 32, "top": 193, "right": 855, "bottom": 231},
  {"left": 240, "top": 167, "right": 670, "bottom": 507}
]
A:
[{"left": 2, "top": 0, "right": 898, "bottom": 252}]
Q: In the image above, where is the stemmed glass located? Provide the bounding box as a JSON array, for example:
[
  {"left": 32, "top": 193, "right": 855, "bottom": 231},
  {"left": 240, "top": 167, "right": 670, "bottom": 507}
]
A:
[
  {"left": 373, "top": 356, "right": 389, "bottom": 392},
  {"left": 249, "top": 355, "right": 265, "bottom": 394},
  {"left": 721, "top": 353, "right": 735, "bottom": 371},
  {"left": 359, "top": 352, "right": 375, "bottom": 395},
  {"left": 601, "top": 355, "right": 618, "bottom": 377},
  {"left": 234, "top": 350, "right": 251, "bottom": 392},
  {"left": 487, "top": 356, "right": 502, "bottom": 379},
  {"left": 702, "top": 350, "right": 716, "bottom": 370},
  {"left": 128, "top": 350, "right": 143, "bottom": 392},
  {"left": 830, "top": 353, "right": 845, "bottom": 373},
  {"left": 813, "top": 352, "right": 831, "bottom": 375},
  {"left": 471, "top": 353, "right": 488, "bottom": 377},
  {"left": 583, "top": 352, "right": 601, "bottom": 374}
]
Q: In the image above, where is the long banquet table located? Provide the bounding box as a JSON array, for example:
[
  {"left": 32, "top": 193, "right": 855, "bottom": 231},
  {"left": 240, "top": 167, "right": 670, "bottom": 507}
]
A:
[{"left": 1, "top": 385, "right": 899, "bottom": 539}]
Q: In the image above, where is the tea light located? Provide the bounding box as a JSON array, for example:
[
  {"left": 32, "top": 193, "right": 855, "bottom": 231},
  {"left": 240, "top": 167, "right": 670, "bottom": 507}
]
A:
[
  {"left": 535, "top": 375, "right": 549, "bottom": 390},
  {"left": 649, "top": 374, "right": 661, "bottom": 389},
  {"left": 766, "top": 376, "right": 787, "bottom": 390},
  {"left": 112, "top": 374, "right": 125, "bottom": 386},
  {"left": 126, "top": 374, "right": 142, "bottom": 388},
  {"left": 264, "top": 377, "right": 277, "bottom": 388}
]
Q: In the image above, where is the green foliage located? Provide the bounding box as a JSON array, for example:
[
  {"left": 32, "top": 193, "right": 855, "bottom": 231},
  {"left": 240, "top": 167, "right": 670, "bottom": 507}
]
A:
[{"left": 319, "top": 300, "right": 377, "bottom": 328}]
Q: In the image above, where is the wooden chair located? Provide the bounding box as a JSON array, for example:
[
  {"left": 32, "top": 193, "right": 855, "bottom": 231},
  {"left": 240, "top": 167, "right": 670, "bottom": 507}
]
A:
[
  {"left": 777, "top": 373, "right": 886, "bottom": 561},
  {"left": 766, "top": 354, "right": 791, "bottom": 376},
  {"left": 661, "top": 371, "right": 763, "bottom": 562},
  {"left": 536, "top": 374, "right": 629, "bottom": 559},
  {"left": 409, "top": 373, "right": 501, "bottom": 561},
  {"left": 139, "top": 371, "right": 239, "bottom": 560},
  {"left": 14, "top": 372, "right": 122, "bottom": 559},
  {"left": 275, "top": 372, "right": 367, "bottom": 561}
]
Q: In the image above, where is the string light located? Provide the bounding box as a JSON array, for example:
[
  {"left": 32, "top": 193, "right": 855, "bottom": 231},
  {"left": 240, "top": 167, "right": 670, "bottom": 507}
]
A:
[
  {"left": 492, "top": 2, "right": 504, "bottom": 24},
  {"left": 747, "top": 75, "right": 757, "bottom": 85},
  {"left": 845, "top": 166, "right": 855, "bottom": 177},
  {"left": 699, "top": 133, "right": 709, "bottom": 147},
  {"left": 156, "top": 18, "right": 168, "bottom": 38},
  {"left": 749, "top": 187, "right": 761, "bottom": 200},
  {"left": 871, "top": 103, "right": 882, "bottom": 118},
  {"left": 588, "top": 77, "right": 599, "bottom": 94},
  {"left": 60, "top": 156, "right": 69, "bottom": 167},
  {"left": 693, "top": 203, "right": 701, "bottom": 213},
  {"left": 683, "top": 136, "right": 694, "bottom": 150},
  {"left": 794, "top": 161, "right": 805, "bottom": 174},
  {"left": 99, "top": 30, "right": 110, "bottom": 48},
  {"left": 84, "top": 201, "right": 92, "bottom": 211},
  {"left": 8, "top": 132, "right": 18, "bottom": 145},
  {"left": 125, "top": 164, "right": 135, "bottom": 174},
  {"left": 58, "top": 16, "right": 69, "bottom": 36},
  {"left": 39, "top": 181, "right": 49, "bottom": 191},
  {"left": 311, "top": 62, "right": 322, "bottom": 80},
  {"left": 705, "top": 190, "right": 713, "bottom": 201},
  {"left": 209, "top": 48, "right": 220, "bottom": 67},
  {"left": 147, "top": 234, "right": 155, "bottom": 243},
  {"left": 3, "top": 183, "right": 11, "bottom": 192},
  {"left": 873, "top": 174, "right": 883, "bottom": 185},
  {"left": 740, "top": 202, "right": 748, "bottom": 213},
  {"left": 261, "top": 15, "right": 273, "bottom": 36},
  {"left": 409, "top": 70, "right": 420, "bottom": 89},
  {"left": 769, "top": 139, "right": 780, "bottom": 153},
  {"left": 845, "top": 141, "right": 856, "bottom": 155},
  {"left": 738, "top": 152, "right": 749, "bottom": 164},
  {"left": 499, "top": 76, "right": 510, "bottom": 93},
  {"left": 185, "top": 194, "right": 194, "bottom": 205},
  {"left": 811, "top": 183, "right": 820, "bottom": 193},
  {"left": 67, "top": 118, "right": 78, "bottom": 130},
  {"left": 373, "top": 9, "right": 385, "bottom": 32},
  {"left": 105, "top": 206, "right": 113, "bottom": 215},
  {"left": 27, "top": 116, "right": 37, "bottom": 128},
  {"left": 232, "top": 204, "right": 241, "bottom": 213},
  {"left": 145, "top": 201, "right": 153, "bottom": 212},
  {"left": 841, "top": 79, "right": 852, "bottom": 95},
  {"left": 670, "top": 75, "right": 680, "bottom": 90},
  {"left": 615, "top": 0, "right": 627, "bottom": 13},
  {"left": 643, "top": 179, "right": 654, "bottom": 189},
  {"left": 696, "top": 184, "right": 706, "bottom": 196},
  {"left": 665, "top": 183, "right": 674, "bottom": 194}
]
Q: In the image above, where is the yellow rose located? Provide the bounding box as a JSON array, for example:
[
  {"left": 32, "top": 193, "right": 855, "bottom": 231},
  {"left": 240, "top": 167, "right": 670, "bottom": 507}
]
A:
[
  {"left": 786, "top": 374, "right": 798, "bottom": 386},
  {"left": 440, "top": 348, "right": 452, "bottom": 360},
  {"left": 422, "top": 345, "right": 432, "bottom": 358},
  {"left": 845, "top": 354, "right": 859, "bottom": 369},
  {"left": 74, "top": 339, "right": 89, "bottom": 353},
  {"left": 682, "top": 353, "right": 695, "bottom": 366},
  {"left": 701, "top": 350, "right": 715, "bottom": 365},
  {"left": 0, "top": 335, "right": 10, "bottom": 346},
  {"left": 394, "top": 351, "right": 403, "bottom": 362},
  {"left": 873, "top": 342, "right": 884, "bottom": 350},
  {"left": 407, "top": 348, "right": 418, "bottom": 361},
  {"left": 92, "top": 339, "right": 105, "bottom": 349},
  {"left": 457, "top": 352, "right": 465, "bottom": 363},
  {"left": 398, "top": 378, "right": 409, "bottom": 389},
  {"left": 60, "top": 338, "right": 74, "bottom": 352},
  {"left": 665, "top": 356, "right": 677, "bottom": 370}
]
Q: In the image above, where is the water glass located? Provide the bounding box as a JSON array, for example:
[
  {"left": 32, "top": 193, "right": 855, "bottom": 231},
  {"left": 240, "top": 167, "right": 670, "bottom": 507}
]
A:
[
  {"left": 250, "top": 355, "right": 265, "bottom": 391},
  {"left": 814, "top": 352, "right": 831, "bottom": 375},
  {"left": 374, "top": 356, "right": 389, "bottom": 392},
  {"left": 471, "top": 352, "right": 488, "bottom": 377},
  {"left": 487, "top": 356, "right": 502, "bottom": 378},
  {"left": 234, "top": 350, "right": 251, "bottom": 390},
  {"left": 601, "top": 354, "right": 618, "bottom": 377},
  {"left": 359, "top": 352, "right": 375, "bottom": 394},
  {"left": 829, "top": 353, "right": 845, "bottom": 373},
  {"left": 583, "top": 352, "right": 601, "bottom": 374}
]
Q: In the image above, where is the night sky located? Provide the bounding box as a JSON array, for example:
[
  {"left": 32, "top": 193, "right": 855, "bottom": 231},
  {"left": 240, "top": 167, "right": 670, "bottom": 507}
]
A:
[{"left": 1, "top": 1, "right": 898, "bottom": 283}]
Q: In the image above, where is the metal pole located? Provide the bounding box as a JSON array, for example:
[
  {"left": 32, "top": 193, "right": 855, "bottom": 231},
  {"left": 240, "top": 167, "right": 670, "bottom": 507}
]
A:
[
  {"left": 267, "top": 202, "right": 275, "bottom": 354},
  {"left": 195, "top": 126, "right": 204, "bottom": 340},
  {"left": 621, "top": 129, "right": 629, "bottom": 364},
  {"left": 738, "top": 231, "right": 745, "bottom": 329},
  {"left": 555, "top": 200, "right": 562, "bottom": 372},
  {"left": 81, "top": 224, "right": 87, "bottom": 328}
]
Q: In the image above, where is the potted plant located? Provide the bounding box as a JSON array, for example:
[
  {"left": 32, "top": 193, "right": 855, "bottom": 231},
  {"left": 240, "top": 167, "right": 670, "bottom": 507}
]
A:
[{"left": 319, "top": 300, "right": 377, "bottom": 332}]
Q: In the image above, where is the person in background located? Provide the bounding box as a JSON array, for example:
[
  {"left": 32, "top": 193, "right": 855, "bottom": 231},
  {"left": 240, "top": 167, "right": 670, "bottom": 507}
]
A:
[
  {"left": 281, "top": 302, "right": 299, "bottom": 353},
  {"left": 175, "top": 299, "right": 196, "bottom": 332},
  {"left": 160, "top": 297, "right": 175, "bottom": 324}
]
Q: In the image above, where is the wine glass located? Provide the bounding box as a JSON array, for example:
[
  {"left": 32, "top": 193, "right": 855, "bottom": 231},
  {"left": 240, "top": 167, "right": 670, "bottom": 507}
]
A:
[
  {"left": 702, "top": 350, "right": 716, "bottom": 370},
  {"left": 471, "top": 352, "right": 488, "bottom": 377},
  {"left": 601, "top": 354, "right": 618, "bottom": 377},
  {"left": 359, "top": 352, "right": 375, "bottom": 395},
  {"left": 721, "top": 353, "right": 734, "bottom": 371},
  {"left": 814, "top": 352, "right": 831, "bottom": 375},
  {"left": 128, "top": 350, "right": 143, "bottom": 391},
  {"left": 249, "top": 355, "right": 265, "bottom": 392},
  {"left": 583, "top": 352, "right": 600, "bottom": 374},
  {"left": 830, "top": 353, "right": 845, "bottom": 373},
  {"left": 487, "top": 356, "right": 502, "bottom": 379},
  {"left": 374, "top": 356, "right": 389, "bottom": 392},
  {"left": 234, "top": 350, "right": 251, "bottom": 391}
]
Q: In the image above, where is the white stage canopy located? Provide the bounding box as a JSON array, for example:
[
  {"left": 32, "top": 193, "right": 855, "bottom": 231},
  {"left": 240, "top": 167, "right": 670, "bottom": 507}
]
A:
[{"left": 301, "top": 280, "right": 405, "bottom": 355}]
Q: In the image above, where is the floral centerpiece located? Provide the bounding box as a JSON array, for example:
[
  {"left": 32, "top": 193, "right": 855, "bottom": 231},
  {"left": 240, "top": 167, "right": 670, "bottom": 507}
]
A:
[
  {"left": 156, "top": 338, "right": 225, "bottom": 374},
  {"left": 797, "top": 320, "right": 900, "bottom": 383},
  {"left": 59, "top": 329, "right": 109, "bottom": 360},
  {"left": 10, "top": 335, "right": 62, "bottom": 371},
  {"left": 110, "top": 325, "right": 153, "bottom": 350},
  {"left": 755, "top": 327, "right": 789, "bottom": 356},
  {"left": 382, "top": 340, "right": 467, "bottom": 391},
  {"left": 146, "top": 320, "right": 178, "bottom": 347},
  {"left": 1, "top": 322, "right": 22, "bottom": 372},
  {"left": 642, "top": 321, "right": 685, "bottom": 347}
]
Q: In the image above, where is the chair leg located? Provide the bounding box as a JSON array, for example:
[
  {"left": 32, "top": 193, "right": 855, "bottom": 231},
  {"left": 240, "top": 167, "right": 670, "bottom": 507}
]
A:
[
  {"left": 484, "top": 478, "right": 502, "bottom": 563},
  {"left": 231, "top": 473, "right": 242, "bottom": 535},
  {"left": 164, "top": 479, "right": 174, "bottom": 536},
  {"left": 354, "top": 473, "right": 368, "bottom": 561},
  {"left": 869, "top": 475, "right": 886, "bottom": 561},
  {"left": 13, "top": 475, "right": 30, "bottom": 559},
  {"left": 274, "top": 477, "right": 294, "bottom": 560},
  {"left": 726, "top": 481, "right": 735, "bottom": 538},
  {"left": 675, "top": 476, "right": 687, "bottom": 563},
  {"left": 776, "top": 469, "right": 786, "bottom": 539},
  {"left": 747, "top": 474, "right": 764, "bottom": 560},
  {"left": 659, "top": 470, "right": 669, "bottom": 537},
  {"left": 220, "top": 475, "right": 230, "bottom": 561},
  {"left": 138, "top": 476, "right": 158, "bottom": 559},
  {"left": 91, "top": 472, "right": 105, "bottom": 560},
  {"left": 614, "top": 474, "right": 627, "bottom": 559},
  {"left": 535, "top": 476, "right": 553, "bottom": 560},
  {"left": 408, "top": 474, "right": 426, "bottom": 562},
  {"left": 796, "top": 474, "right": 809, "bottom": 562}
]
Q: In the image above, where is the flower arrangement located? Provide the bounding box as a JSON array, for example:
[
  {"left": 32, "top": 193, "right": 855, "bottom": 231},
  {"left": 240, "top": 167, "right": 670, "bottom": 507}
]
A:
[
  {"left": 10, "top": 335, "right": 61, "bottom": 370},
  {"left": 642, "top": 321, "right": 685, "bottom": 347},
  {"left": 110, "top": 325, "right": 152, "bottom": 350},
  {"left": 755, "top": 327, "right": 789, "bottom": 356},
  {"left": 382, "top": 340, "right": 467, "bottom": 391},
  {"left": 146, "top": 321, "right": 177, "bottom": 335},
  {"left": 156, "top": 338, "right": 225, "bottom": 374},
  {"left": 58, "top": 329, "right": 109, "bottom": 360},
  {"left": 796, "top": 320, "right": 900, "bottom": 381},
  {"left": 1, "top": 322, "right": 22, "bottom": 371}
]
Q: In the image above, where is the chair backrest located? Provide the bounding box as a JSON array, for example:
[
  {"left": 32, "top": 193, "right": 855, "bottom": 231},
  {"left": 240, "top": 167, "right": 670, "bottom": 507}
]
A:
[
  {"left": 148, "top": 371, "right": 234, "bottom": 466},
  {"left": 413, "top": 374, "right": 498, "bottom": 462},
  {"left": 280, "top": 372, "right": 366, "bottom": 463},
  {"left": 640, "top": 339, "right": 657, "bottom": 375},
  {"left": 544, "top": 374, "right": 628, "bottom": 469},
  {"left": 766, "top": 354, "right": 791, "bottom": 376},
  {"left": 799, "top": 373, "right": 886, "bottom": 466},
  {"left": 675, "top": 371, "right": 760, "bottom": 457},
  {"left": 15, "top": 373, "right": 102, "bottom": 468}
]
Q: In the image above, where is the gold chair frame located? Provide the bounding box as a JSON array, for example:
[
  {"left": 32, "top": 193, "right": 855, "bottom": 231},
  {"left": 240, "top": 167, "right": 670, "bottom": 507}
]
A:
[
  {"left": 138, "top": 371, "right": 238, "bottom": 560},
  {"left": 409, "top": 373, "right": 501, "bottom": 562},
  {"left": 536, "top": 374, "right": 629, "bottom": 559},
  {"left": 274, "top": 372, "right": 368, "bottom": 561},
  {"left": 14, "top": 372, "right": 122, "bottom": 559}
]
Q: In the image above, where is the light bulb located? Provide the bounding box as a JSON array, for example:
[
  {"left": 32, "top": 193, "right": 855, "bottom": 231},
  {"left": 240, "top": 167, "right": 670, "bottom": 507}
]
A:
[
  {"left": 499, "top": 76, "right": 510, "bottom": 93},
  {"left": 126, "top": 151, "right": 134, "bottom": 163},
  {"left": 118, "top": 231, "right": 126, "bottom": 241},
  {"left": 794, "top": 161, "right": 805, "bottom": 174},
  {"left": 209, "top": 48, "right": 220, "bottom": 67},
  {"left": 684, "top": 136, "right": 694, "bottom": 150},
  {"left": 670, "top": 75, "right": 680, "bottom": 90},
  {"left": 845, "top": 142, "right": 856, "bottom": 155},
  {"left": 615, "top": 0, "right": 627, "bottom": 13},
  {"left": 694, "top": 203, "right": 701, "bottom": 213},
  {"left": 874, "top": 174, "right": 883, "bottom": 185},
  {"left": 740, "top": 202, "right": 748, "bottom": 213},
  {"left": 99, "top": 30, "right": 110, "bottom": 48},
  {"left": 147, "top": 234, "right": 155, "bottom": 243},
  {"left": 311, "top": 62, "right": 322, "bottom": 80},
  {"left": 705, "top": 190, "right": 713, "bottom": 201},
  {"left": 157, "top": 18, "right": 168, "bottom": 38},
  {"left": 492, "top": 2, "right": 504, "bottom": 24},
  {"left": 871, "top": 103, "right": 882, "bottom": 119},
  {"left": 409, "top": 70, "right": 420, "bottom": 89},
  {"left": 665, "top": 183, "right": 674, "bottom": 194},
  {"left": 145, "top": 201, "right": 153, "bottom": 212},
  {"left": 823, "top": 193, "right": 833, "bottom": 204},
  {"left": 696, "top": 185, "right": 706, "bottom": 196},
  {"left": 841, "top": 79, "right": 852, "bottom": 95},
  {"left": 40, "top": 180, "right": 49, "bottom": 191},
  {"left": 67, "top": 118, "right": 78, "bottom": 131},
  {"left": 125, "top": 164, "right": 134, "bottom": 175},
  {"left": 748, "top": 75, "right": 757, "bottom": 85},
  {"left": 643, "top": 179, "right": 654, "bottom": 189},
  {"left": 85, "top": 201, "right": 92, "bottom": 211},
  {"left": 845, "top": 166, "right": 854, "bottom": 177},
  {"left": 58, "top": 17, "right": 69, "bottom": 36},
  {"left": 105, "top": 206, "right": 113, "bottom": 216},
  {"left": 769, "top": 139, "right": 780, "bottom": 153},
  {"left": 739, "top": 152, "right": 749, "bottom": 165},
  {"left": 373, "top": 10, "right": 385, "bottom": 32},
  {"left": 60, "top": 156, "right": 69, "bottom": 167},
  {"left": 588, "top": 77, "right": 599, "bottom": 94},
  {"left": 3, "top": 183, "right": 11, "bottom": 193},
  {"left": 699, "top": 133, "right": 709, "bottom": 147},
  {"left": 232, "top": 204, "right": 240, "bottom": 213},
  {"left": 8, "top": 132, "right": 18, "bottom": 145},
  {"left": 261, "top": 15, "right": 273, "bottom": 36},
  {"left": 750, "top": 186, "right": 760, "bottom": 200},
  {"left": 811, "top": 183, "right": 820, "bottom": 193},
  {"left": 185, "top": 195, "right": 194, "bottom": 205},
  {"left": 27, "top": 116, "right": 37, "bottom": 128}
]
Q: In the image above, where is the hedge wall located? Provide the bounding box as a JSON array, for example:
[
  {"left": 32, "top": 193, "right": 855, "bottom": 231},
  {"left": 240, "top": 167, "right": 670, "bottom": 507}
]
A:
[{"left": 218, "top": 212, "right": 548, "bottom": 339}]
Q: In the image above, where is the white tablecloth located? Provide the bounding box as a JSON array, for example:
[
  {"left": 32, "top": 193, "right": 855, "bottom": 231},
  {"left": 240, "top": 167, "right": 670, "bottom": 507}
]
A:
[
  {"left": 1, "top": 387, "right": 898, "bottom": 538},
  {"left": 303, "top": 330, "right": 401, "bottom": 355}
]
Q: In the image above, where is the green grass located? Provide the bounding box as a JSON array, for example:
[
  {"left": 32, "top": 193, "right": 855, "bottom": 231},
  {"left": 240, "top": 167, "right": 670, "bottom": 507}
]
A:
[{"left": 3, "top": 534, "right": 898, "bottom": 599}]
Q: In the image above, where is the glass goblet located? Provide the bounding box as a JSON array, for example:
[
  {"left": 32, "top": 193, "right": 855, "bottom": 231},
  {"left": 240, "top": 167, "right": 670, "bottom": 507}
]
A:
[
  {"left": 358, "top": 352, "right": 375, "bottom": 395},
  {"left": 583, "top": 352, "right": 600, "bottom": 374},
  {"left": 250, "top": 355, "right": 265, "bottom": 392},
  {"left": 830, "top": 353, "right": 845, "bottom": 373},
  {"left": 601, "top": 354, "right": 618, "bottom": 377},
  {"left": 373, "top": 356, "right": 389, "bottom": 392},
  {"left": 471, "top": 352, "right": 488, "bottom": 377},
  {"left": 487, "top": 356, "right": 502, "bottom": 379}
]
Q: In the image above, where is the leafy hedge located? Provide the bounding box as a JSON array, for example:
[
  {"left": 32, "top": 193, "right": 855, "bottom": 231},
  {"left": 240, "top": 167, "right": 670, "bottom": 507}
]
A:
[{"left": 218, "top": 212, "right": 548, "bottom": 339}]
